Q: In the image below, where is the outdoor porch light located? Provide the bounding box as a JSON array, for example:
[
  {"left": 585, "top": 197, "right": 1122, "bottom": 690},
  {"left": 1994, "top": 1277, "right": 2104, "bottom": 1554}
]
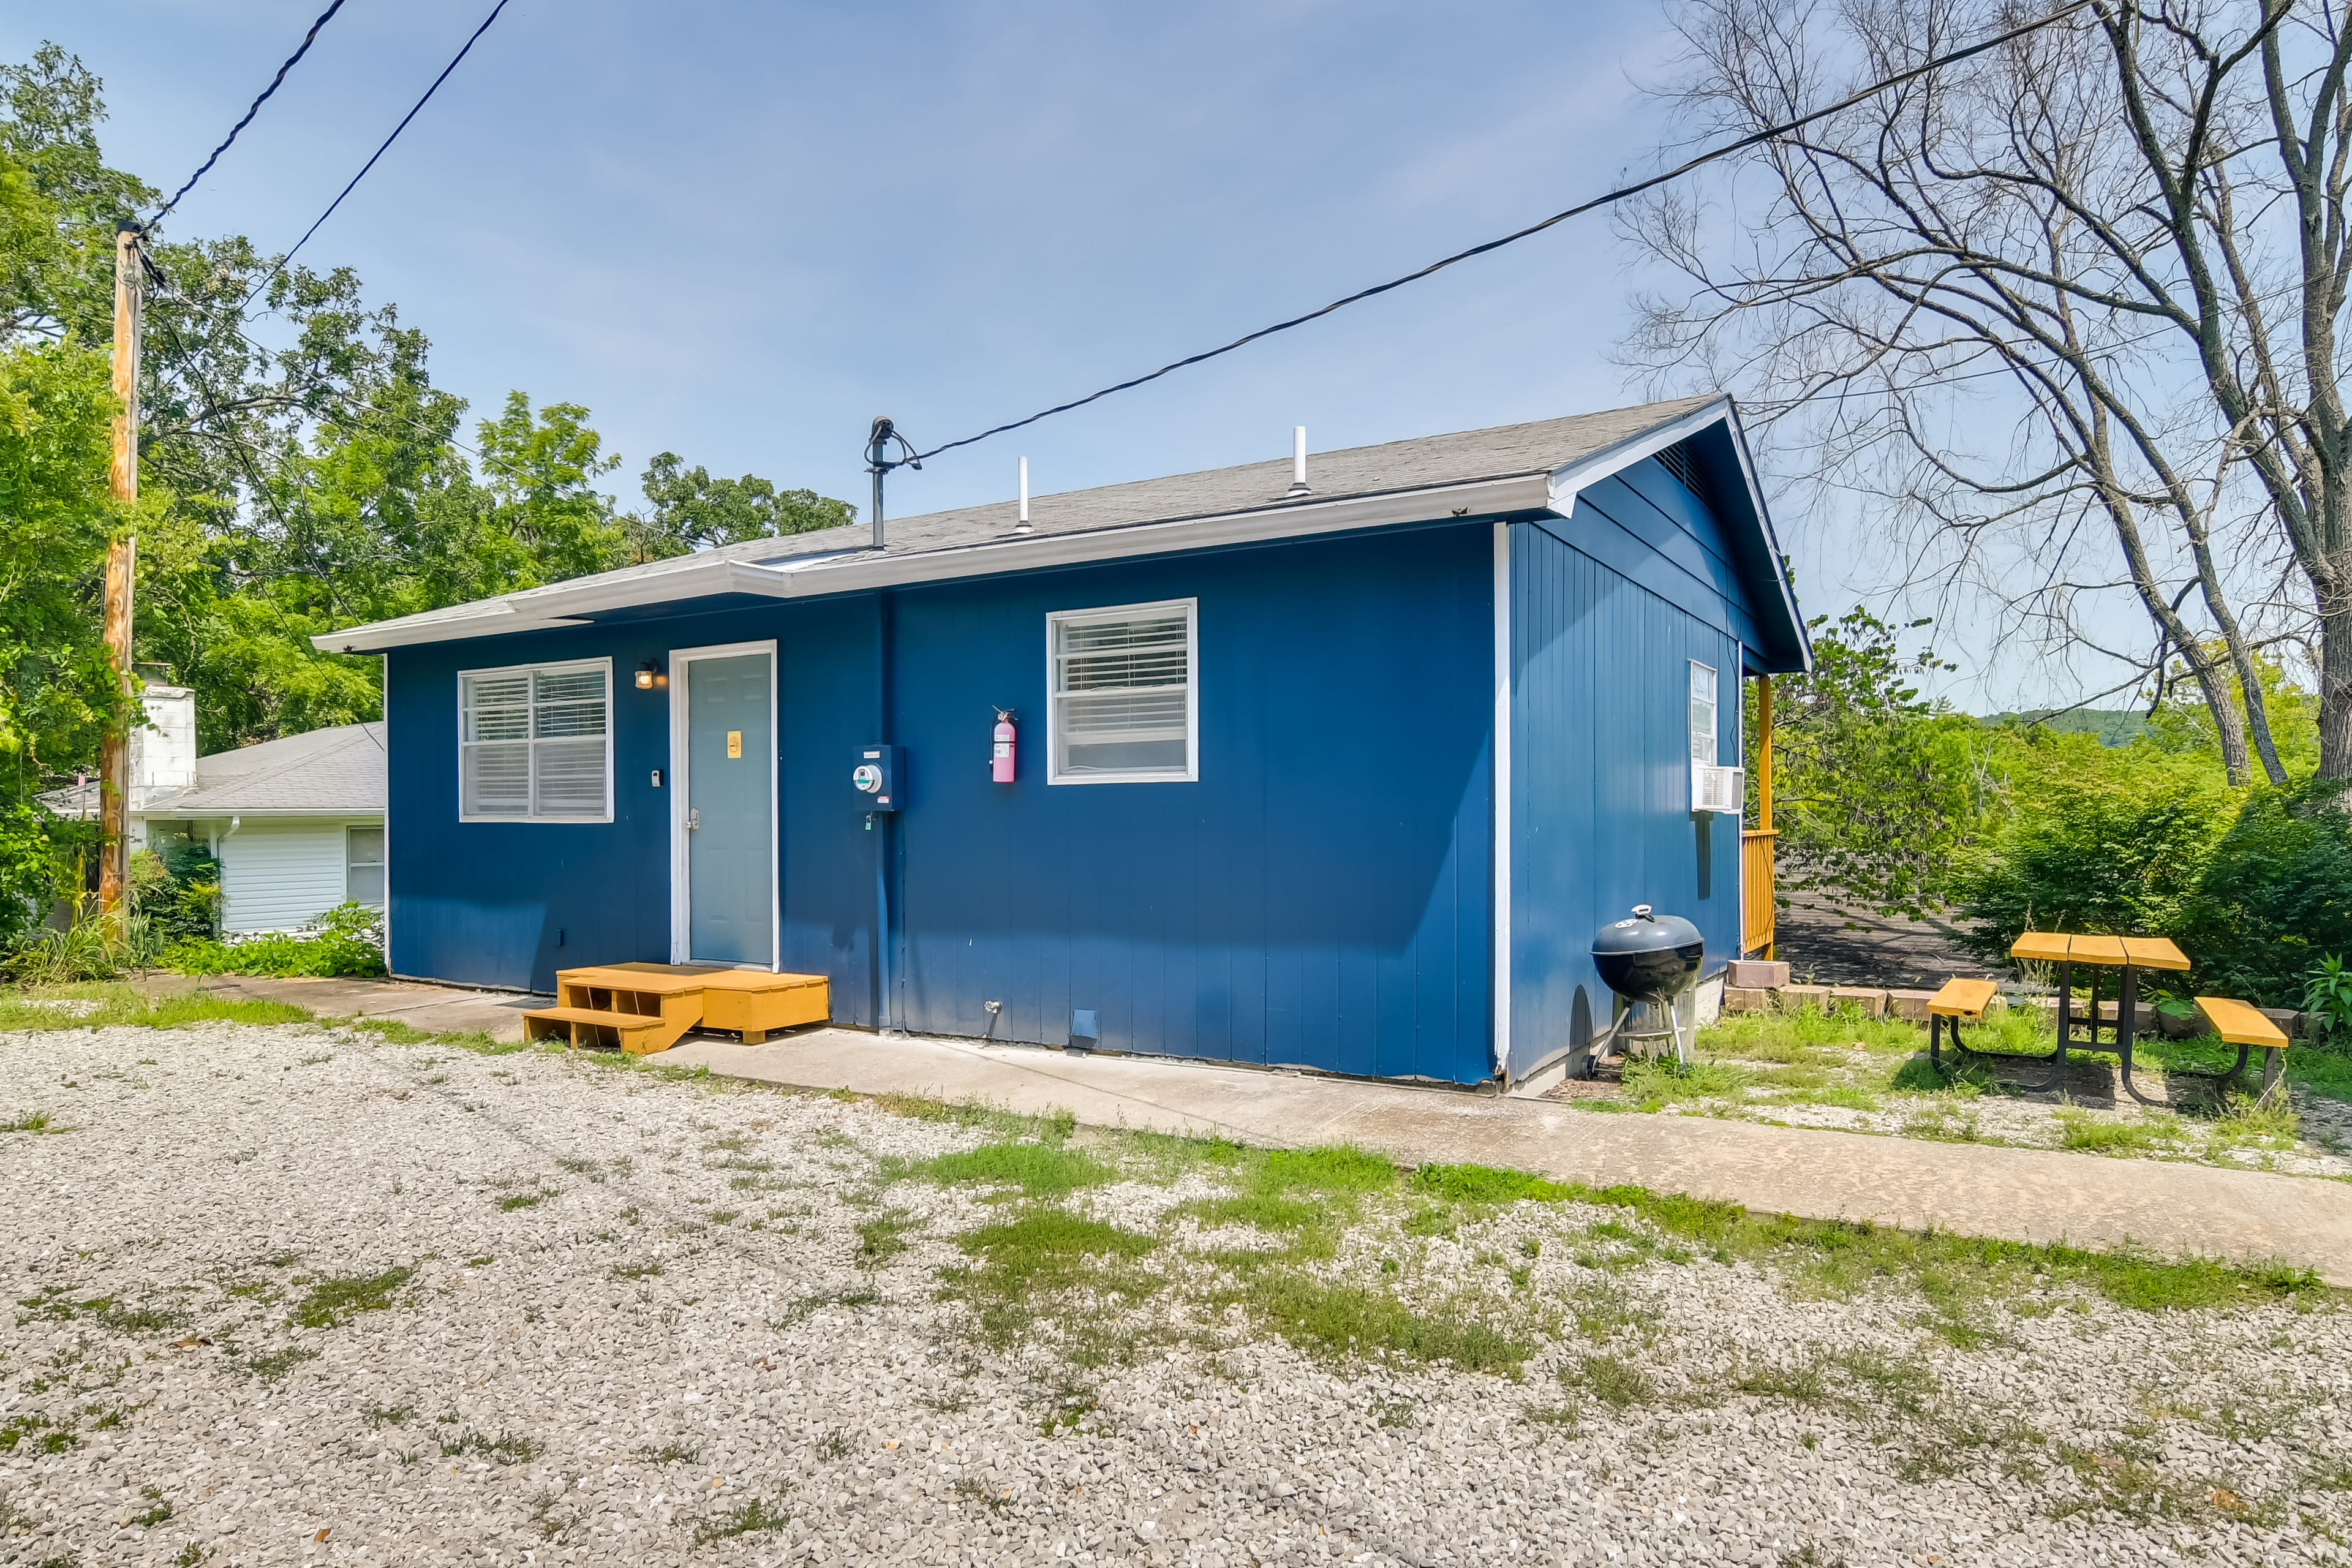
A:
[{"left": 635, "top": 661, "right": 660, "bottom": 690}]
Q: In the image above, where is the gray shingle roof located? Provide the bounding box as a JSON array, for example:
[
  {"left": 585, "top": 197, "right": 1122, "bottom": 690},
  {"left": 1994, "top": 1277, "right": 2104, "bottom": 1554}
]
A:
[
  {"left": 324, "top": 398, "right": 1722, "bottom": 646},
  {"left": 37, "top": 723, "right": 389, "bottom": 820}
]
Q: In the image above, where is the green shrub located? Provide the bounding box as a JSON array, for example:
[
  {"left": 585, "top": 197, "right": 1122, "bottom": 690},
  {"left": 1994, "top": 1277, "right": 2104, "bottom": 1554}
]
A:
[
  {"left": 131, "top": 841, "right": 221, "bottom": 945},
  {"left": 1954, "top": 763, "right": 2350, "bottom": 1009},
  {"left": 165, "top": 902, "right": 386, "bottom": 979},
  {"left": 2306, "top": 954, "right": 2352, "bottom": 1044},
  {"left": 2180, "top": 785, "right": 2352, "bottom": 1008}
]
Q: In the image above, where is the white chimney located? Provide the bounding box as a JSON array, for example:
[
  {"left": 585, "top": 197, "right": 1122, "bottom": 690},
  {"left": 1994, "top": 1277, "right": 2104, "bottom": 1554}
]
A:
[
  {"left": 1285, "top": 426, "right": 1311, "bottom": 498},
  {"left": 130, "top": 686, "right": 197, "bottom": 810},
  {"left": 1016, "top": 456, "right": 1032, "bottom": 533}
]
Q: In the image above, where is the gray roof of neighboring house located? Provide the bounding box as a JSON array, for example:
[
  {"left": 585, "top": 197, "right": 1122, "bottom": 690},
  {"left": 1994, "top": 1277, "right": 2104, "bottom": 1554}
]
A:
[{"left": 37, "top": 722, "right": 386, "bottom": 821}]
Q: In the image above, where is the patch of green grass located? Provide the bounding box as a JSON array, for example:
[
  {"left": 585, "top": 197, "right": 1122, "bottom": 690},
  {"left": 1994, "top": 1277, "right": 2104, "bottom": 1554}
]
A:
[
  {"left": 288, "top": 1265, "right": 413, "bottom": 1329},
  {"left": 1735, "top": 1359, "right": 1828, "bottom": 1404},
  {"left": 0, "top": 983, "right": 317, "bottom": 1033},
  {"left": 241, "top": 1346, "right": 320, "bottom": 1382},
  {"left": 1572, "top": 1353, "right": 1656, "bottom": 1409},
  {"left": 2054, "top": 1108, "right": 2182, "bottom": 1155},
  {"left": 129, "top": 1487, "right": 173, "bottom": 1528},
  {"left": 496, "top": 1191, "right": 552, "bottom": 1212},
  {"left": 1175, "top": 1193, "right": 1330, "bottom": 1234},
  {"left": 0, "top": 1414, "right": 72, "bottom": 1453},
  {"left": 1430, "top": 1171, "right": 2329, "bottom": 1315},
  {"left": 1411, "top": 1163, "right": 1579, "bottom": 1204},
  {"left": 897, "top": 1140, "right": 1110, "bottom": 1198},
  {"left": 1, "top": 1112, "right": 66, "bottom": 1134},
  {"left": 946, "top": 1210, "right": 1161, "bottom": 1346},
  {"left": 1619, "top": 1056, "right": 1752, "bottom": 1111},
  {"left": 439, "top": 1428, "right": 536, "bottom": 1464},
  {"left": 2210, "top": 1086, "right": 2300, "bottom": 1148},
  {"left": 856, "top": 1210, "right": 916, "bottom": 1266},
  {"left": 693, "top": 1494, "right": 791, "bottom": 1545},
  {"left": 1237, "top": 1274, "right": 1530, "bottom": 1373},
  {"left": 363, "top": 1403, "right": 417, "bottom": 1430},
  {"left": 637, "top": 1439, "right": 701, "bottom": 1463},
  {"left": 769, "top": 1287, "right": 878, "bottom": 1327},
  {"left": 611, "top": 1261, "right": 663, "bottom": 1280},
  {"left": 1254, "top": 1145, "right": 1396, "bottom": 1197}
]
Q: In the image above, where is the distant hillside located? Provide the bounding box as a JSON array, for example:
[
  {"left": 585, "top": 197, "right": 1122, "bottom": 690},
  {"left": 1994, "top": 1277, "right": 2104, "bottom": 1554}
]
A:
[{"left": 1980, "top": 708, "right": 2150, "bottom": 747}]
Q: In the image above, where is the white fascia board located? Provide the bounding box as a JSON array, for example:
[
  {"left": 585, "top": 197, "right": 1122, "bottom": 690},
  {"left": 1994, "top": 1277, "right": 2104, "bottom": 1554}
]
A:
[
  {"left": 723, "top": 475, "right": 1553, "bottom": 601},
  {"left": 140, "top": 807, "right": 383, "bottom": 820},
  {"left": 310, "top": 477, "right": 1550, "bottom": 650},
  {"left": 312, "top": 606, "right": 591, "bottom": 654},
  {"left": 1720, "top": 410, "right": 1812, "bottom": 673},
  {"left": 1545, "top": 396, "right": 1733, "bottom": 516}
]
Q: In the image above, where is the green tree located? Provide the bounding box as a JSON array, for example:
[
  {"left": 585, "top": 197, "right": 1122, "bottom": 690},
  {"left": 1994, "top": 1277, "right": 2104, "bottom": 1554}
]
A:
[
  {"left": 476, "top": 391, "right": 624, "bottom": 583},
  {"left": 1751, "top": 608, "right": 2001, "bottom": 918},
  {"left": 631, "top": 451, "right": 855, "bottom": 559}
]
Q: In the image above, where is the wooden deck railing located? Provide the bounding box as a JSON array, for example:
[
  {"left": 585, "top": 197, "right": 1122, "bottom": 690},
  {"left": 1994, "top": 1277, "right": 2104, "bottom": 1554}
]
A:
[{"left": 1741, "top": 829, "right": 1776, "bottom": 957}]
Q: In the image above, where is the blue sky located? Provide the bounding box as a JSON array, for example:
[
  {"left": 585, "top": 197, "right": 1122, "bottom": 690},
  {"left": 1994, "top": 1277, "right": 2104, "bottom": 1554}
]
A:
[{"left": 8, "top": 0, "right": 2112, "bottom": 709}]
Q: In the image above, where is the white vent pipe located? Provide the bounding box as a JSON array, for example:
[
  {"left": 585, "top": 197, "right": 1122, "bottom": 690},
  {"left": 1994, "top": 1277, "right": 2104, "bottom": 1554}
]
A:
[
  {"left": 1286, "top": 427, "right": 1310, "bottom": 497},
  {"left": 1017, "top": 456, "right": 1031, "bottom": 531}
]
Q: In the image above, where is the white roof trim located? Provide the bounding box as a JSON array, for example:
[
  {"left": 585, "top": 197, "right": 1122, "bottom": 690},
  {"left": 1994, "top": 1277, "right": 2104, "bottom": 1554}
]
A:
[
  {"left": 314, "top": 474, "right": 1551, "bottom": 652},
  {"left": 1547, "top": 396, "right": 1733, "bottom": 515},
  {"left": 309, "top": 399, "right": 1803, "bottom": 661}
]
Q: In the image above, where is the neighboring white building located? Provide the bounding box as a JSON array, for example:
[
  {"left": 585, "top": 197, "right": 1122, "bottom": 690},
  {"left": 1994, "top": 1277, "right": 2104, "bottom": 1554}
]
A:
[{"left": 42, "top": 688, "right": 386, "bottom": 935}]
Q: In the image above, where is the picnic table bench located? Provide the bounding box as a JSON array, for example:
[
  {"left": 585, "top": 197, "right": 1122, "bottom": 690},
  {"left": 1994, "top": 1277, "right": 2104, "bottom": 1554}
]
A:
[
  {"left": 1954, "top": 931, "right": 2290, "bottom": 1106},
  {"left": 2193, "top": 996, "right": 2292, "bottom": 1095}
]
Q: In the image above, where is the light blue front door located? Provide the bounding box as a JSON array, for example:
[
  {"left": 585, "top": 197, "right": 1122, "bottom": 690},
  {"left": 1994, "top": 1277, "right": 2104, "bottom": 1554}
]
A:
[{"left": 685, "top": 653, "right": 774, "bottom": 965}]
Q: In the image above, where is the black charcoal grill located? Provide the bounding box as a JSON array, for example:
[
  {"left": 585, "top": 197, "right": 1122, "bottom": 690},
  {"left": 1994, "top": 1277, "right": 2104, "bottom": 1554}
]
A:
[{"left": 1592, "top": 905, "right": 1705, "bottom": 1063}]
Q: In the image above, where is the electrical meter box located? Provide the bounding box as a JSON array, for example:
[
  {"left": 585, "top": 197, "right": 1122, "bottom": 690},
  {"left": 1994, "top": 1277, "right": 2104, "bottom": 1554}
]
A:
[{"left": 851, "top": 744, "right": 902, "bottom": 811}]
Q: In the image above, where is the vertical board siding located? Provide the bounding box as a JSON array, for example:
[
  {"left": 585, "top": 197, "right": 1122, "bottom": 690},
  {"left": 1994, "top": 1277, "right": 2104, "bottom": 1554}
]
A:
[
  {"left": 385, "top": 526, "right": 1494, "bottom": 1080},
  {"left": 219, "top": 820, "right": 367, "bottom": 933},
  {"left": 889, "top": 526, "right": 1493, "bottom": 1084},
  {"left": 1507, "top": 454, "right": 1748, "bottom": 1080}
]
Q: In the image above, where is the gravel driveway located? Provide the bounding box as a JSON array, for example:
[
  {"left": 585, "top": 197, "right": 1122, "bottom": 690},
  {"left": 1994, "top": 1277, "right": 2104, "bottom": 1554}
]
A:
[{"left": 2, "top": 1019, "right": 2348, "bottom": 1568}]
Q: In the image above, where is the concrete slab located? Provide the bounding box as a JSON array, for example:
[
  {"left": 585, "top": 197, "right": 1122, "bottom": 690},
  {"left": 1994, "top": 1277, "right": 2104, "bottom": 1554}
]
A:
[
  {"left": 183, "top": 974, "right": 546, "bottom": 1042},
  {"left": 663, "top": 1027, "right": 2352, "bottom": 1286}
]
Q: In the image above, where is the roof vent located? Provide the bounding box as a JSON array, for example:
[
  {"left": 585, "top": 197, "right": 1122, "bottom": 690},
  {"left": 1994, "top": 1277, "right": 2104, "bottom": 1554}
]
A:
[
  {"left": 1657, "top": 440, "right": 1705, "bottom": 499},
  {"left": 1014, "top": 456, "right": 1033, "bottom": 533},
  {"left": 1285, "top": 426, "right": 1311, "bottom": 499}
]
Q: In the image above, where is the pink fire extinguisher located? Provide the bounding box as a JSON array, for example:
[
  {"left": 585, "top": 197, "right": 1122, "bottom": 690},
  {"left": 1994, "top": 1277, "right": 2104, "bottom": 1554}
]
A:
[{"left": 992, "top": 709, "right": 1017, "bottom": 783}]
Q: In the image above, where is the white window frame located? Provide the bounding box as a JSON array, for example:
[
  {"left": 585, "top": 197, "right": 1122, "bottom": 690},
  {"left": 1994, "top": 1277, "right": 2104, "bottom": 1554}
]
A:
[
  {"left": 1045, "top": 597, "right": 1199, "bottom": 785},
  {"left": 456, "top": 656, "right": 615, "bottom": 824},
  {"left": 344, "top": 823, "right": 386, "bottom": 908},
  {"left": 1689, "top": 660, "right": 1719, "bottom": 769}
]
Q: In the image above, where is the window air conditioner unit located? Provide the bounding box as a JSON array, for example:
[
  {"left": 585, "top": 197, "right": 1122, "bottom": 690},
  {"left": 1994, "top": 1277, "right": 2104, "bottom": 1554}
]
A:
[{"left": 1692, "top": 764, "right": 1744, "bottom": 815}]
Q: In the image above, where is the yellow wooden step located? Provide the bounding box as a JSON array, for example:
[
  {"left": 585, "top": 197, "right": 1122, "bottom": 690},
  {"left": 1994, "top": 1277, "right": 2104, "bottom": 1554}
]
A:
[{"left": 523, "top": 1005, "right": 669, "bottom": 1054}]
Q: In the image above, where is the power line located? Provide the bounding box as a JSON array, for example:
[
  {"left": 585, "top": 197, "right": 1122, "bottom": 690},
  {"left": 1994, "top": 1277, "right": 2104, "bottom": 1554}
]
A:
[
  {"left": 241, "top": 0, "right": 516, "bottom": 309},
  {"left": 144, "top": 0, "right": 350, "bottom": 232},
  {"left": 908, "top": 0, "right": 2098, "bottom": 463}
]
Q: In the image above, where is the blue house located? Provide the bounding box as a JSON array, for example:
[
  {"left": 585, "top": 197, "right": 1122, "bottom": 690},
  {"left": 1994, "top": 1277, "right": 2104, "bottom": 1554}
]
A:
[{"left": 316, "top": 395, "right": 1807, "bottom": 1087}]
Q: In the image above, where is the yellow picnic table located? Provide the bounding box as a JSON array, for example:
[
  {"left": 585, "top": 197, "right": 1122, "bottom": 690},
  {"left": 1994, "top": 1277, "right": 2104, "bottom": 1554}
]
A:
[{"left": 2007, "top": 931, "right": 2192, "bottom": 1104}]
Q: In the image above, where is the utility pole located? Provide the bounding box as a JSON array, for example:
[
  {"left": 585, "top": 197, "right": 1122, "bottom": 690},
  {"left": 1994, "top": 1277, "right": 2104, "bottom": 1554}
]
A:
[{"left": 97, "top": 221, "right": 141, "bottom": 934}]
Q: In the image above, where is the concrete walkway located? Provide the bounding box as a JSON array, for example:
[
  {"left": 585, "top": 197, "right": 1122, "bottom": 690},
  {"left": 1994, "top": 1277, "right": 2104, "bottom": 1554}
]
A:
[
  {"left": 662, "top": 1027, "right": 2352, "bottom": 1287},
  {"left": 148, "top": 971, "right": 546, "bottom": 1041},
  {"left": 140, "top": 973, "right": 2352, "bottom": 1284}
]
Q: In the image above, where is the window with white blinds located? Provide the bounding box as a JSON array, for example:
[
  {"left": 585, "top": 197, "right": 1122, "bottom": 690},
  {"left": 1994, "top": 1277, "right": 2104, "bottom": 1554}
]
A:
[
  {"left": 1689, "top": 660, "right": 1719, "bottom": 767},
  {"left": 458, "top": 659, "right": 612, "bottom": 822},
  {"left": 1047, "top": 599, "right": 1197, "bottom": 783}
]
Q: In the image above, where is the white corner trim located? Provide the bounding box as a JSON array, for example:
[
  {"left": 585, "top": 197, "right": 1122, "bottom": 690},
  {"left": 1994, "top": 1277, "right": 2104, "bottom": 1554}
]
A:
[
  {"left": 1491, "top": 520, "right": 1513, "bottom": 1080},
  {"left": 1547, "top": 396, "right": 1733, "bottom": 518}
]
